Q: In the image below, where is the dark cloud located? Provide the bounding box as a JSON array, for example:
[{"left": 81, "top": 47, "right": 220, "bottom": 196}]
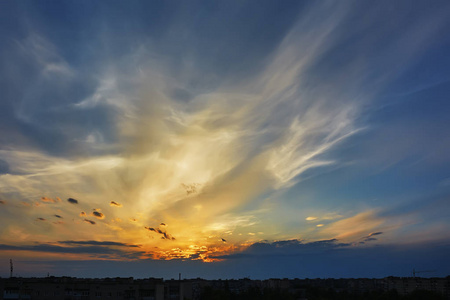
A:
[
  {"left": 36, "top": 217, "right": 46, "bottom": 221},
  {"left": 58, "top": 240, "right": 140, "bottom": 248},
  {"left": 360, "top": 232, "right": 383, "bottom": 243},
  {"left": 145, "top": 226, "right": 175, "bottom": 240},
  {"left": 368, "top": 232, "right": 383, "bottom": 237},
  {"left": 84, "top": 219, "right": 96, "bottom": 225},
  {"left": 0, "top": 243, "right": 145, "bottom": 259},
  {"left": 0, "top": 200, "right": 5, "bottom": 205},
  {"left": 364, "top": 237, "right": 377, "bottom": 242},
  {"left": 214, "top": 239, "right": 350, "bottom": 259},
  {"left": 162, "top": 232, "right": 172, "bottom": 240},
  {"left": 5, "top": 241, "right": 450, "bottom": 279},
  {"left": 160, "top": 223, "right": 166, "bottom": 226},
  {"left": 221, "top": 238, "right": 227, "bottom": 242},
  {"left": 54, "top": 214, "right": 63, "bottom": 218},
  {"left": 67, "top": 198, "right": 78, "bottom": 204},
  {"left": 80, "top": 211, "right": 86, "bottom": 216},
  {"left": 110, "top": 201, "right": 122, "bottom": 207},
  {"left": 91, "top": 211, "right": 105, "bottom": 219}
]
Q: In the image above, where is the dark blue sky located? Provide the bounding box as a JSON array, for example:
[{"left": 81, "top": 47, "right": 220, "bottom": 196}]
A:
[{"left": 0, "top": 0, "right": 449, "bottom": 279}]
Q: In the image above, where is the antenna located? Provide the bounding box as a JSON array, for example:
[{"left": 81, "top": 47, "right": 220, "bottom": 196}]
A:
[{"left": 10, "top": 259, "right": 13, "bottom": 278}]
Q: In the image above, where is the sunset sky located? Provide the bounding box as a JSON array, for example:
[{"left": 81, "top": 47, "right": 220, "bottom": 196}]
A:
[{"left": 0, "top": 1, "right": 450, "bottom": 279}]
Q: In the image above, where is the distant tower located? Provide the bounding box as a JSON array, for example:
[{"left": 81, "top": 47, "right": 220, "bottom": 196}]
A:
[{"left": 10, "top": 259, "right": 13, "bottom": 278}]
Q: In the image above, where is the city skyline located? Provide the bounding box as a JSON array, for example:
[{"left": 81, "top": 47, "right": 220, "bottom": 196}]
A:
[{"left": 0, "top": 1, "right": 449, "bottom": 279}]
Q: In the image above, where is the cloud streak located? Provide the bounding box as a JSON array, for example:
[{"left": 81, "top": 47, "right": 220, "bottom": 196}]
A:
[
  {"left": 58, "top": 240, "right": 140, "bottom": 248},
  {"left": 41, "top": 197, "right": 61, "bottom": 203},
  {"left": 0, "top": 242, "right": 144, "bottom": 260}
]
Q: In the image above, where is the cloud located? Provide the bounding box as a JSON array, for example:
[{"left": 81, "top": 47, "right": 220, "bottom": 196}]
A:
[
  {"left": 67, "top": 198, "right": 78, "bottom": 204},
  {"left": 41, "top": 197, "right": 61, "bottom": 203},
  {"left": 110, "top": 201, "right": 122, "bottom": 207},
  {"left": 181, "top": 183, "right": 201, "bottom": 195},
  {"left": 215, "top": 239, "right": 350, "bottom": 259},
  {"left": 0, "top": 1, "right": 449, "bottom": 269},
  {"left": 359, "top": 231, "right": 384, "bottom": 243},
  {"left": 306, "top": 216, "right": 318, "bottom": 221},
  {"left": 91, "top": 211, "right": 105, "bottom": 219},
  {"left": 0, "top": 242, "right": 145, "bottom": 259},
  {"left": 0, "top": 200, "right": 5, "bottom": 205},
  {"left": 54, "top": 214, "right": 63, "bottom": 219},
  {"left": 364, "top": 237, "right": 377, "bottom": 242},
  {"left": 145, "top": 226, "right": 175, "bottom": 240},
  {"left": 36, "top": 218, "right": 46, "bottom": 221},
  {"left": 80, "top": 211, "right": 86, "bottom": 217},
  {"left": 84, "top": 219, "right": 96, "bottom": 225},
  {"left": 58, "top": 240, "right": 140, "bottom": 248},
  {"left": 369, "top": 232, "right": 383, "bottom": 237},
  {"left": 0, "top": 159, "right": 10, "bottom": 174},
  {"left": 319, "top": 210, "right": 386, "bottom": 242}
]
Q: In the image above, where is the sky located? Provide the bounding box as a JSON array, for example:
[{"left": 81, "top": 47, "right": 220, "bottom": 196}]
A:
[{"left": 0, "top": 0, "right": 450, "bottom": 280}]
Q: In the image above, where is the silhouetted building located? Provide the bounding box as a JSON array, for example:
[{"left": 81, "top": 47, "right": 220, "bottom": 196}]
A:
[{"left": 0, "top": 276, "right": 449, "bottom": 300}]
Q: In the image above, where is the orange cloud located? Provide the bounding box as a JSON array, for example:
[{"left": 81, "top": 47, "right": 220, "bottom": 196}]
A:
[
  {"left": 318, "top": 210, "right": 385, "bottom": 242},
  {"left": 41, "top": 196, "right": 61, "bottom": 203}
]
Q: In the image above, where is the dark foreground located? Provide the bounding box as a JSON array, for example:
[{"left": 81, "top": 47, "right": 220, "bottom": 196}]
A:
[{"left": 1, "top": 276, "right": 449, "bottom": 300}]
